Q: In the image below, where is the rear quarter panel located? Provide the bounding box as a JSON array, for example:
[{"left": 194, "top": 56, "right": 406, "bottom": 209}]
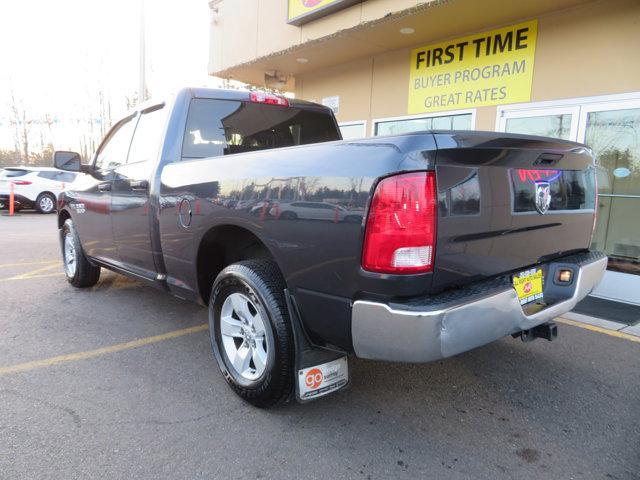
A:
[{"left": 158, "top": 134, "right": 438, "bottom": 349}]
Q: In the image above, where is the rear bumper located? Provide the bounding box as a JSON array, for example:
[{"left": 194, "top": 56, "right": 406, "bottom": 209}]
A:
[{"left": 351, "top": 251, "right": 607, "bottom": 362}]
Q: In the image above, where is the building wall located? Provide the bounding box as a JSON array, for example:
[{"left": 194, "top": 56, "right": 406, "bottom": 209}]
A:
[{"left": 295, "top": 0, "right": 640, "bottom": 132}]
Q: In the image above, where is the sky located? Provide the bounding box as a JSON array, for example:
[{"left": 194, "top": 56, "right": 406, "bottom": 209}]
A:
[{"left": 0, "top": 0, "right": 226, "bottom": 153}]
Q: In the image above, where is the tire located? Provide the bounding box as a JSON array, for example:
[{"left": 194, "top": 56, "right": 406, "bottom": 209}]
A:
[
  {"left": 36, "top": 193, "right": 56, "bottom": 214},
  {"left": 280, "top": 211, "right": 298, "bottom": 220},
  {"left": 61, "top": 218, "right": 101, "bottom": 288},
  {"left": 209, "top": 260, "right": 295, "bottom": 408}
]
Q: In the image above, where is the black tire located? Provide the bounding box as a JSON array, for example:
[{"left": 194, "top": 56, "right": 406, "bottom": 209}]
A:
[
  {"left": 209, "top": 260, "right": 294, "bottom": 408},
  {"left": 61, "top": 218, "right": 101, "bottom": 288},
  {"left": 36, "top": 192, "right": 56, "bottom": 214}
]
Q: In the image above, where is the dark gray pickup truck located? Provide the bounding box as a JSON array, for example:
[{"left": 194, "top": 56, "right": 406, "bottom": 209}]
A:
[{"left": 54, "top": 87, "right": 606, "bottom": 407}]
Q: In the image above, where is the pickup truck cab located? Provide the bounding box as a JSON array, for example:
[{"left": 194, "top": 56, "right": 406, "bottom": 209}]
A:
[{"left": 54, "top": 87, "right": 607, "bottom": 407}]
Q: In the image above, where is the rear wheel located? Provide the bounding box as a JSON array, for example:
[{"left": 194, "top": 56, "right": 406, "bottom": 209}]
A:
[
  {"left": 209, "top": 260, "right": 294, "bottom": 408},
  {"left": 36, "top": 193, "right": 56, "bottom": 214},
  {"left": 62, "top": 218, "right": 100, "bottom": 288}
]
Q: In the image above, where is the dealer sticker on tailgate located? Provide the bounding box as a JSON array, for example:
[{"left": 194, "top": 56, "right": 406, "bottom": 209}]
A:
[
  {"left": 513, "top": 268, "right": 544, "bottom": 305},
  {"left": 298, "top": 357, "right": 349, "bottom": 400}
]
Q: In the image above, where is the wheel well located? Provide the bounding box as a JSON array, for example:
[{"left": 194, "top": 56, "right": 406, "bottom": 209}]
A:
[
  {"left": 58, "top": 209, "right": 71, "bottom": 229},
  {"left": 197, "top": 225, "right": 277, "bottom": 304}
]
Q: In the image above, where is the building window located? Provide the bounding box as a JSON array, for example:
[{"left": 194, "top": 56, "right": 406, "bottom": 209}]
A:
[
  {"left": 505, "top": 113, "right": 573, "bottom": 140},
  {"left": 339, "top": 122, "right": 366, "bottom": 140},
  {"left": 374, "top": 112, "right": 473, "bottom": 136}
]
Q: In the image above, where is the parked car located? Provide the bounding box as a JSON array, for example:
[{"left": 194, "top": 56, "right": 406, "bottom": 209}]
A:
[
  {"left": 53, "top": 87, "right": 606, "bottom": 408},
  {"left": 0, "top": 166, "right": 78, "bottom": 213}
]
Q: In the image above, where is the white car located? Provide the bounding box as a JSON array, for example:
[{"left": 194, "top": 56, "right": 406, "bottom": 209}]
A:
[
  {"left": 0, "top": 166, "right": 78, "bottom": 213},
  {"left": 269, "top": 201, "right": 363, "bottom": 223}
]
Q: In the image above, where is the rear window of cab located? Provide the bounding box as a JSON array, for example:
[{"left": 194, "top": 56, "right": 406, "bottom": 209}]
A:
[{"left": 182, "top": 98, "right": 340, "bottom": 159}]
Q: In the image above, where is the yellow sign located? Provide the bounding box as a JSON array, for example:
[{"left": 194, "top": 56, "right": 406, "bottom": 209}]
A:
[
  {"left": 408, "top": 20, "right": 538, "bottom": 114},
  {"left": 512, "top": 268, "right": 544, "bottom": 305},
  {"left": 287, "top": 0, "right": 360, "bottom": 25}
]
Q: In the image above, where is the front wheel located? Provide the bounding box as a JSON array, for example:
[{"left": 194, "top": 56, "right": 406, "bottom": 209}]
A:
[
  {"left": 62, "top": 218, "right": 101, "bottom": 288},
  {"left": 36, "top": 193, "right": 56, "bottom": 214},
  {"left": 209, "top": 260, "right": 294, "bottom": 408}
]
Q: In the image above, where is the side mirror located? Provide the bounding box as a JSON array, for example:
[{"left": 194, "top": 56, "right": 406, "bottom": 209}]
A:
[{"left": 54, "top": 151, "right": 82, "bottom": 172}]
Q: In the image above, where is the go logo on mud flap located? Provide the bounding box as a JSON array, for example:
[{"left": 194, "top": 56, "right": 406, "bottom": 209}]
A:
[
  {"left": 298, "top": 357, "right": 349, "bottom": 400},
  {"left": 305, "top": 368, "right": 323, "bottom": 389}
]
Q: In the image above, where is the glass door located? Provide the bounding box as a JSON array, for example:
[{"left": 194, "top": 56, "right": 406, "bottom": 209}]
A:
[
  {"left": 578, "top": 100, "right": 640, "bottom": 304},
  {"left": 498, "top": 97, "right": 640, "bottom": 305}
]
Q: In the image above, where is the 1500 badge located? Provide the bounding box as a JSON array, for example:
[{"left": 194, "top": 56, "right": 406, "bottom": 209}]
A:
[{"left": 70, "top": 203, "right": 86, "bottom": 214}]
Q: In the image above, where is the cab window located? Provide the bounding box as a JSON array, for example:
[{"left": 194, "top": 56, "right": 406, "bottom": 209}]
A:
[
  {"left": 127, "top": 105, "right": 166, "bottom": 165},
  {"left": 94, "top": 116, "right": 137, "bottom": 171},
  {"left": 181, "top": 98, "right": 340, "bottom": 159}
]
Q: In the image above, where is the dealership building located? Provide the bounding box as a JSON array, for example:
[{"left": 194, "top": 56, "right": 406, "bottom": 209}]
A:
[{"left": 208, "top": 0, "right": 640, "bottom": 305}]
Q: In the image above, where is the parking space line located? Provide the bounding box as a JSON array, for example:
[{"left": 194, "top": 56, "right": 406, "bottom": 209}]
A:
[
  {"left": 8, "top": 263, "right": 61, "bottom": 279},
  {"left": 0, "top": 263, "right": 63, "bottom": 283},
  {"left": 557, "top": 317, "right": 640, "bottom": 343},
  {"left": 0, "top": 272, "right": 66, "bottom": 282},
  {"left": 0, "top": 324, "right": 209, "bottom": 376},
  {"left": 0, "top": 260, "right": 58, "bottom": 268}
]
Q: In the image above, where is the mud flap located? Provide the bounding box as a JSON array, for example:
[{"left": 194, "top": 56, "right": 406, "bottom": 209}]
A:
[{"left": 285, "top": 290, "right": 350, "bottom": 403}]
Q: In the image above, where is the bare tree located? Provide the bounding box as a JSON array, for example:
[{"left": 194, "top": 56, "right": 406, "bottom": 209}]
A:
[
  {"left": 8, "top": 90, "right": 22, "bottom": 159},
  {"left": 8, "top": 90, "right": 34, "bottom": 164}
]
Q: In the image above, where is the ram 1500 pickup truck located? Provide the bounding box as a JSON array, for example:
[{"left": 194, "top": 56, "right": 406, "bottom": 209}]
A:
[{"left": 54, "top": 87, "right": 607, "bottom": 407}]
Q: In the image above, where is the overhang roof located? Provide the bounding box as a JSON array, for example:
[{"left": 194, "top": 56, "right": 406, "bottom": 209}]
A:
[{"left": 212, "top": 0, "right": 594, "bottom": 89}]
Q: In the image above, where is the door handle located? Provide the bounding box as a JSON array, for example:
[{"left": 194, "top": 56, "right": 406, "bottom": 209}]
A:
[
  {"left": 98, "top": 183, "right": 111, "bottom": 192},
  {"left": 130, "top": 180, "right": 149, "bottom": 191}
]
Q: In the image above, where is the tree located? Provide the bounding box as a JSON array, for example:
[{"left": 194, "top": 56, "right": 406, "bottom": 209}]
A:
[{"left": 7, "top": 90, "right": 34, "bottom": 164}]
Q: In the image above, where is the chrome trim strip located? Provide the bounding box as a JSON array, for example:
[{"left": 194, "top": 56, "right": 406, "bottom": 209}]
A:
[{"left": 597, "top": 194, "right": 640, "bottom": 199}]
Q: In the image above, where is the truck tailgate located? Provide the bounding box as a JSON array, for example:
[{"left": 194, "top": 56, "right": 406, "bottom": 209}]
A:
[{"left": 432, "top": 131, "right": 596, "bottom": 292}]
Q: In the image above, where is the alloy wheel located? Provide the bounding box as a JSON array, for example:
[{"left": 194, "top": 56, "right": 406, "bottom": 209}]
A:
[
  {"left": 40, "top": 195, "right": 54, "bottom": 213},
  {"left": 64, "top": 233, "right": 77, "bottom": 277},
  {"left": 220, "top": 292, "right": 269, "bottom": 381}
]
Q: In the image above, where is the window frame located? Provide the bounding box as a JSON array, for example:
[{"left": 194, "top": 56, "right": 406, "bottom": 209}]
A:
[
  {"left": 495, "top": 91, "right": 640, "bottom": 141},
  {"left": 372, "top": 108, "right": 476, "bottom": 137},
  {"left": 93, "top": 113, "right": 138, "bottom": 173},
  {"left": 338, "top": 120, "right": 367, "bottom": 140},
  {"left": 126, "top": 103, "right": 167, "bottom": 166},
  {"left": 497, "top": 105, "right": 580, "bottom": 141}
]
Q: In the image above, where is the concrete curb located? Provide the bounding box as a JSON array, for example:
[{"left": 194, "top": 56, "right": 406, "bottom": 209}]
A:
[{"left": 557, "top": 313, "right": 640, "bottom": 343}]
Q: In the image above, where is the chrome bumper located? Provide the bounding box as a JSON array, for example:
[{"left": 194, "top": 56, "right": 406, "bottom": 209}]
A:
[{"left": 352, "top": 252, "right": 607, "bottom": 362}]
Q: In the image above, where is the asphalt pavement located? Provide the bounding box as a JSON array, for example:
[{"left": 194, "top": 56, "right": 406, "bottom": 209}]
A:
[{"left": 0, "top": 212, "right": 638, "bottom": 479}]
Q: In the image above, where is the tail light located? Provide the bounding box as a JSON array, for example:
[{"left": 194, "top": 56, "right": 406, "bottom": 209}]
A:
[
  {"left": 362, "top": 171, "right": 437, "bottom": 274},
  {"left": 12, "top": 180, "right": 32, "bottom": 185},
  {"left": 250, "top": 91, "right": 289, "bottom": 107}
]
